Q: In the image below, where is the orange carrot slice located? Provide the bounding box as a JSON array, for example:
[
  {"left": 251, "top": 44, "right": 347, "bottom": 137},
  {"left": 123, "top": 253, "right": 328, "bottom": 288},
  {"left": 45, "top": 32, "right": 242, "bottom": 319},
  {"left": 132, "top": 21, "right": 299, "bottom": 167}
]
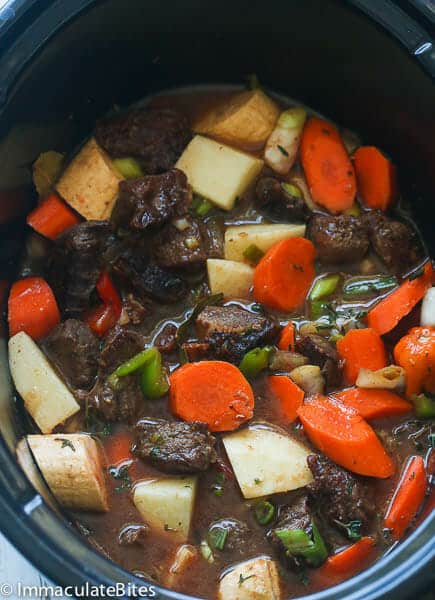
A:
[
  {"left": 336, "top": 328, "right": 388, "bottom": 384},
  {"left": 8, "top": 277, "right": 60, "bottom": 340},
  {"left": 27, "top": 193, "right": 80, "bottom": 240},
  {"left": 354, "top": 146, "right": 396, "bottom": 211},
  {"left": 278, "top": 322, "right": 295, "bottom": 351},
  {"left": 268, "top": 375, "right": 304, "bottom": 423},
  {"left": 334, "top": 387, "right": 412, "bottom": 419}
]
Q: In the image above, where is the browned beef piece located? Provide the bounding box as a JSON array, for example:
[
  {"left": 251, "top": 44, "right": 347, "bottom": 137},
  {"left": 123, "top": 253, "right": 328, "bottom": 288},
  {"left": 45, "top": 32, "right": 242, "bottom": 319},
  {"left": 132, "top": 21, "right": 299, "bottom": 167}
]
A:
[
  {"left": 122, "top": 294, "right": 149, "bottom": 325},
  {"left": 363, "top": 210, "right": 423, "bottom": 274},
  {"left": 195, "top": 305, "right": 280, "bottom": 362},
  {"left": 309, "top": 213, "right": 369, "bottom": 264},
  {"left": 99, "top": 326, "right": 145, "bottom": 375},
  {"left": 153, "top": 218, "right": 207, "bottom": 268},
  {"left": 43, "top": 319, "right": 99, "bottom": 391},
  {"left": 112, "top": 169, "right": 191, "bottom": 231},
  {"left": 208, "top": 518, "right": 250, "bottom": 556},
  {"left": 307, "top": 454, "right": 372, "bottom": 529},
  {"left": 256, "top": 176, "right": 309, "bottom": 222},
  {"left": 268, "top": 495, "right": 312, "bottom": 570},
  {"left": 118, "top": 524, "right": 149, "bottom": 546},
  {"left": 91, "top": 376, "right": 142, "bottom": 422},
  {"left": 295, "top": 334, "right": 342, "bottom": 390},
  {"left": 113, "top": 257, "right": 187, "bottom": 303},
  {"left": 134, "top": 418, "right": 216, "bottom": 474},
  {"left": 154, "top": 323, "right": 178, "bottom": 354},
  {"left": 181, "top": 341, "right": 211, "bottom": 361},
  {"left": 94, "top": 108, "right": 191, "bottom": 174},
  {"left": 51, "top": 221, "right": 113, "bottom": 315}
]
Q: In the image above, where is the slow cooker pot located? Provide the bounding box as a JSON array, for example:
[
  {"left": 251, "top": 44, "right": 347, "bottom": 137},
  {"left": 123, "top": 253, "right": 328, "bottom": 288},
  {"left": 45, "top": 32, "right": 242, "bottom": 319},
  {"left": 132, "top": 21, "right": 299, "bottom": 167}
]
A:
[{"left": 0, "top": 1, "right": 434, "bottom": 598}]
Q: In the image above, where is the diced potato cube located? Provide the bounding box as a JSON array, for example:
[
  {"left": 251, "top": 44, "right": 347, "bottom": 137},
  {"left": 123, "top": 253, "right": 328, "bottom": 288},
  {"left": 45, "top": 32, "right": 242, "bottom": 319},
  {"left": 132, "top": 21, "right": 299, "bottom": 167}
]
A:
[
  {"left": 207, "top": 259, "right": 254, "bottom": 298},
  {"left": 176, "top": 135, "right": 263, "bottom": 210},
  {"left": 223, "top": 424, "right": 313, "bottom": 499},
  {"left": 56, "top": 138, "right": 123, "bottom": 220},
  {"left": 27, "top": 434, "right": 108, "bottom": 512},
  {"left": 8, "top": 332, "right": 80, "bottom": 433},
  {"left": 133, "top": 476, "right": 197, "bottom": 542},
  {"left": 218, "top": 557, "right": 281, "bottom": 600},
  {"left": 194, "top": 89, "right": 280, "bottom": 150},
  {"left": 225, "top": 224, "right": 306, "bottom": 263}
]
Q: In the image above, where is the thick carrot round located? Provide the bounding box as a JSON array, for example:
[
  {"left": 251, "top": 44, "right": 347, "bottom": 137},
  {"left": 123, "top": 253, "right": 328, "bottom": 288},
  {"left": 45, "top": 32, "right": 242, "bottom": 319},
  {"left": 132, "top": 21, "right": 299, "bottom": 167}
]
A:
[
  {"left": 393, "top": 326, "right": 435, "bottom": 398},
  {"left": 268, "top": 375, "right": 304, "bottom": 423},
  {"left": 8, "top": 277, "right": 60, "bottom": 340},
  {"left": 278, "top": 321, "right": 295, "bottom": 351},
  {"left": 297, "top": 395, "right": 395, "bottom": 478},
  {"left": 104, "top": 431, "right": 134, "bottom": 467},
  {"left": 367, "top": 261, "right": 433, "bottom": 335},
  {"left": 300, "top": 117, "right": 356, "bottom": 213},
  {"left": 320, "top": 537, "right": 375, "bottom": 579},
  {"left": 27, "top": 193, "right": 80, "bottom": 240},
  {"left": 354, "top": 146, "right": 396, "bottom": 211},
  {"left": 336, "top": 328, "right": 388, "bottom": 384},
  {"left": 169, "top": 361, "right": 254, "bottom": 432},
  {"left": 384, "top": 455, "right": 426, "bottom": 539},
  {"left": 253, "top": 237, "right": 316, "bottom": 312},
  {"left": 334, "top": 387, "right": 412, "bottom": 420}
]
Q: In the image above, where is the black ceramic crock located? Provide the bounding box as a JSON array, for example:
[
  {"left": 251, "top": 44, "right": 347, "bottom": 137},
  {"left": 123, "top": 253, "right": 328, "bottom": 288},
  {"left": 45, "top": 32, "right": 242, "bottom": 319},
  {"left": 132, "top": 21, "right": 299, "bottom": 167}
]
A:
[{"left": 0, "top": 1, "right": 434, "bottom": 598}]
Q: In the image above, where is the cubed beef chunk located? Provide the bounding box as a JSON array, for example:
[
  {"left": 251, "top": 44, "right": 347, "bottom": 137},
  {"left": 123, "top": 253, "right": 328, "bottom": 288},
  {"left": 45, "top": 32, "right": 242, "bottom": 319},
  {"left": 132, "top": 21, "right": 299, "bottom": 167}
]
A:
[
  {"left": 268, "top": 495, "right": 312, "bottom": 570},
  {"left": 51, "top": 221, "right": 113, "bottom": 315},
  {"left": 207, "top": 518, "right": 250, "bottom": 556},
  {"left": 43, "top": 319, "right": 99, "bottom": 391},
  {"left": 363, "top": 210, "right": 423, "bottom": 274},
  {"left": 195, "top": 305, "right": 279, "bottom": 362},
  {"left": 154, "top": 323, "right": 178, "bottom": 354},
  {"left": 309, "top": 213, "right": 369, "bottom": 264},
  {"left": 295, "top": 334, "right": 342, "bottom": 390},
  {"left": 91, "top": 376, "right": 142, "bottom": 422},
  {"left": 307, "top": 454, "right": 372, "bottom": 528},
  {"left": 118, "top": 524, "right": 149, "bottom": 546},
  {"left": 181, "top": 341, "right": 211, "bottom": 361},
  {"left": 133, "top": 418, "right": 216, "bottom": 473},
  {"left": 121, "top": 293, "right": 149, "bottom": 325},
  {"left": 112, "top": 169, "right": 191, "bottom": 232},
  {"left": 94, "top": 108, "right": 191, "bottom": 174},
  {"left": 256, "top": 176, "right": 309, "bottom": 222},
  {"left": 99, "top": 326, "right": 145, "bottom": 375},
  {"left": 113, "top": 257, "right": 187, "bottom": 303}
]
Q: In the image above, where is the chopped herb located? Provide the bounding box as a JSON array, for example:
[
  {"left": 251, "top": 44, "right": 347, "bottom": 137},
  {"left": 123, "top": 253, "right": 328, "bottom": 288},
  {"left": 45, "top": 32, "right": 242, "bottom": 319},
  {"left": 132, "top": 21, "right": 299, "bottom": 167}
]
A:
[
  {"left": 254, "top": 478, "right": 262, "bottom": 485},
  {"left": 54, "top": 438, "right": 76, "bottom": 452},
  {"left": 190, "top": 194, "right": 213, "bottom": 217},
  {"left": 109, "top": 463, "right": 132, "bottom": 492},
  {"left": 208, "top": 526, "right": 228, "bottom": 551},
  {"left": 254, "top": 500, "right": 275, "bottom": 525},
  {"left": 243, "top": 243, "right": 264, "bottom": 265},
  {"left": 333, "top": 519, "right": 362, "bottom": 541},
  {"left": 212, "top": 472, "right": 226, "bottom": 496},
  {"left": 277, "top": 144, "right": 289, "bottom": 157},
  {"left": 238, "top": 573, "right": 255, "bottom": 586}
]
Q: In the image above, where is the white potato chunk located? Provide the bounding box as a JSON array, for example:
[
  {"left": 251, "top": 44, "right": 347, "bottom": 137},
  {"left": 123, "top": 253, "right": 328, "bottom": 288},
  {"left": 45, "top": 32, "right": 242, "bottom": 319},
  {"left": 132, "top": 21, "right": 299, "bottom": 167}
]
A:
[
  {"left": 176, "top": 135, "right": 263, "bottom": 210},
  {"left": 165, "top": 544, "right": 198, "bottom": 588},
  {"left": 133, "top": 476, "right": 197, "bottom": 542},
  {"left": 421, "top": 287, "right": 435, "bottom": 327},
  {"left": 8, "top": 332, "right": 80, "bottom": 433},
  {"left": 223, "top": 424, "right": 313, "bottom": 499},
  {"left": 194, "top": 89, "right": 280, "bottom": 150},
  {"left": 27, "top": 434, "right": 108, "bottom": 512},
  {"left": 356, "top": 365, "right": 406, "bottom": 390},
  {"left": 207, "top": 259, "right": 254, "bottom": 298},
  {"left": 224, "top": 224, "right": 306, "bottom": 263},
  {"left": 218, "top": 557, "right": 281, "bottom": 600},
  {"left": 56, "top": 138, "right": 123, "bottom": 220}
]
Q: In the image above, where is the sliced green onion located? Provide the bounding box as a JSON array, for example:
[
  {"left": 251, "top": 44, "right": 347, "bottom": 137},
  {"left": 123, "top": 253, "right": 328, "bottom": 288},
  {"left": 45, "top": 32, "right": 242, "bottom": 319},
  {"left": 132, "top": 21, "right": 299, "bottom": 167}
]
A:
[
  {"left": 108, "top": 347, "right": 158, "bottom": 388},
  {"left": 275, "top": 521, "right": 327, "bottom": 567},
  {"left": 239, "top": 346, "right": 274, "bottom": 379},
  {"left": 343, "top": 275, "right": 398, "bottom": 298},
  {"left": 140, "top": 349, "right": 169, "bottom": 399},
  {"left": 200, "top": 540, "right": 215, "bottom": 563},
  {"left": 191, "top": 195, "right": 213, "bottom": 217},
  {"left": 333, "top": 519, "right": 362, "bottom": 541},
  {"left": 282, "top": 182, "right": 303, "bottom": 198},
  {"left": 113, "top": 157, "right": 143, "bottom": 179},
  {"left": 208, "top": 526, "right": 228, "bottom": 551},
  {"left": 310, "top": 274, "right": 340, "bottom": 302},
  {"left": 413, "top": 394, "right": 435, "bottom": 418},
  {"left": 278, "top": 107, "right": 307, "bottom": 130},
  {"left": 243, "top": 243, "right": 264, "bottom": 265},
  {"left": 254, "top": 501, "right": 276, "bottom": 525},
  {"left": 343, "top": 203, "right": 361, "bottom": 217}
]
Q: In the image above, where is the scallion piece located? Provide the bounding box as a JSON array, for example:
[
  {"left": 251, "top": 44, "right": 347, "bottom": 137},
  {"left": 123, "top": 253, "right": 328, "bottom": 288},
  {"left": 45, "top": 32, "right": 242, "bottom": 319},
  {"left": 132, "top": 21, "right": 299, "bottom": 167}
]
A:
[
  {"left": 191, "top": 195, "right": 213, "bottom": 217},
  {"left": 243, "top": 243, "right": 265, "bottom": 265},
  {"left": 343, "top": 275, "right": 398, "bottom": 298},
  {"left": 113, "top": 157, "right": 143, "bottom": 179},
  {"left": 282, "top": 182, "right": 303, "bottom": 198},
  {"left": 254, "top": 501, "right": 276, "bottom": 525},
  {"left": 413, "top": 394, "right": 435, "bottom": 418},
  {"left": 239, "top": 346, "right": 274, "bottom": 379},
  {"left": 275, "top": 521, "right": 327, "bottom": 567},
  {"left": 208, "top": 526, "right": 229, "bottom": 551},
  {"left": 200, "top": 540, "right": 215, "bottom": 563},
  {"left": 343, "top": 203, "right": 361, "bottom": 217},
  {"left": 310, "top": 274, "right": 340, "bottom": 302}
]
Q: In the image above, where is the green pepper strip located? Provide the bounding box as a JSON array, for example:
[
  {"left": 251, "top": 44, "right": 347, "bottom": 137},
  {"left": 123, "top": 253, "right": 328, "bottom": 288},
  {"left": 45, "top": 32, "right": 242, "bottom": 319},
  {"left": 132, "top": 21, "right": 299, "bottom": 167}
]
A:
[
  {"left": 108, "top": 348, "right": 158, "bottom": 388},
  {"left": 140, "top": 350, "right": 169, "bottom": 399},
  {"left": 343, "top": 275, "right": 398, "bottom": 298},
  {"left": 310, "top": 274, "right": 340, "bottom": 302},
  {"left": 239, "top": 346, "right": 274, "bottom": 379},
  {"left": 243, "top": 243, "right": 264, "bottom": 265},
  {"left": 254, "top": 501, "right": 276, "bottom": 525},
  {"left": 275, "top": 522, "right": 327, "bottom": 567},
  {"left": 413, "top": 394, "right": 435, "bottom": 418}
]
